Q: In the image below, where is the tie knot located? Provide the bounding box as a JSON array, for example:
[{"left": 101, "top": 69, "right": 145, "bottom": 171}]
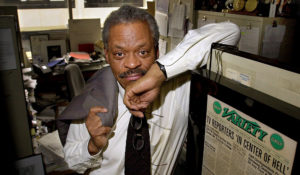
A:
[{"left": 130, "top": 115, "right": 143, "bottom": 130}]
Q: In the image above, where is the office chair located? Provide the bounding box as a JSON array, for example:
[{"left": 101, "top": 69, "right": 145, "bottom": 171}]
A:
[{"left": 64, "top": 64, "right": 85, "bottom": 101}]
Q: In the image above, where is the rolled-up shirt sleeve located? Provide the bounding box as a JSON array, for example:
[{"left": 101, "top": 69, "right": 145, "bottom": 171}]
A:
[
  {"left": 63, "top": 120, "right": 103, "bottom": 173},
  {"left": 157, "top": 22, "right": 240, "bottom": 79}
]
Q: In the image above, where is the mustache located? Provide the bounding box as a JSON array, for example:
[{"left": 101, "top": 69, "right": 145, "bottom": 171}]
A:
[{"left": 119, "top": 68, "right": 147, "bottom": 78}]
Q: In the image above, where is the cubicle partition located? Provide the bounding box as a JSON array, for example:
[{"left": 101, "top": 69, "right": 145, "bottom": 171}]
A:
[
  {"left": 0, "top": 16, "right": 33, "bottom": 162},
  {"left": 187, "top": 44, "right": 300, "bottom": 175}
]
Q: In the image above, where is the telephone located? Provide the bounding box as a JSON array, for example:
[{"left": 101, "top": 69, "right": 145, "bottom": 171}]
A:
[{"left": 32, "top": 63, "right": 52, "bottom": 74}]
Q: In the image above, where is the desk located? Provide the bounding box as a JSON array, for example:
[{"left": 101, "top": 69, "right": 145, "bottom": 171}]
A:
[
  {"left": 34, "top": 62, "right": 107, "bottom": 111},
  {"left": 72, "top": 61, "right": 107, "bottom": 73}
]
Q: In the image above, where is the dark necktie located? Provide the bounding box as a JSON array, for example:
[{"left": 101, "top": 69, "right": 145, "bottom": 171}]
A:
[{"left": 125, "top": 115, "right": 151, "bottom": 175}]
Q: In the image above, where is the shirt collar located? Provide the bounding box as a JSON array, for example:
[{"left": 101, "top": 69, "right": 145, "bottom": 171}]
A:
[{"left": 117, "top": 82, "right": 125, "bottom": 100}]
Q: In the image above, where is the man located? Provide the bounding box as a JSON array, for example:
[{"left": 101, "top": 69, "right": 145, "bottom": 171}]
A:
[{"left": 63, "top": 5, "right": 240, "bottom": 175}]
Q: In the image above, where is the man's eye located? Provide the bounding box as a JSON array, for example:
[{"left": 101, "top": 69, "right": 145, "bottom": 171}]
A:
[
  {"left": 139, "top": 50, "right": 148, "bottom": 56},
  {"left": 114, "top": 52, "right": 124, "bottom": 57}
]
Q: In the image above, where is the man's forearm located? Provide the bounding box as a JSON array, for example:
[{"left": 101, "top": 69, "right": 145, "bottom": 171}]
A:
[{"left": 158, "top": 22, "right": 240, "bottom": 79}]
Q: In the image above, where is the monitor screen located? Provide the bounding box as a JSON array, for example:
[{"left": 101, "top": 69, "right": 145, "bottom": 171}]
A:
[{"left": 0, "top": 28, "right": 17, "bottom": 70}]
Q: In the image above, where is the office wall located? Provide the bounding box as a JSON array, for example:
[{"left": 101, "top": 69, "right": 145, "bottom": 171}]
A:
[{"left": 17, "top": 0, "right": 148, "bottom": 30}]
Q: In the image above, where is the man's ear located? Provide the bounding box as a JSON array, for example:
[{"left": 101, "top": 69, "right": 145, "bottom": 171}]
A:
[{"left": 104, "top": 49, "right": 110, "bottom": 64}]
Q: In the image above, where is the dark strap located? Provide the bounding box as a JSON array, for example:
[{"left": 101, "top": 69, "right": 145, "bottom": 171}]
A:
[{"left": 125, "top": 115, "right": 151, "bottom": 175}]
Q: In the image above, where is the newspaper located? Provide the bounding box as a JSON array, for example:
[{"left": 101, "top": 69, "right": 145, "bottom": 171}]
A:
[
  {"left": 36, "top": 130, "right": 68, "bottom": 172},
  {"left": 202, "top": 95, "right": 297, "bottom": 175}
]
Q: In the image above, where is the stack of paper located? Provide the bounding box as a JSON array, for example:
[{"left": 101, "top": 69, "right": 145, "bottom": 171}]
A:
[{"left": 68, "top": 52, "right": 92, "bottom": 63}]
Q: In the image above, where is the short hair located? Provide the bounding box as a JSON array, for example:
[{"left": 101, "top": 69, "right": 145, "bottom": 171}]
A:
[{"left": 102, "top": 5, "right": 159, "bottom": 52}]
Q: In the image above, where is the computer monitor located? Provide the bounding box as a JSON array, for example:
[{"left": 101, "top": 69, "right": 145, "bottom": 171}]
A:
[
  {"left": 207, "top": 43, "right": 300, "bottom": 108},
  {"left": 14, "top": 154, "right": 46, "bottom": 175},
  {"left": 187, "top": 69, "right": 300, "bottom": 175}
]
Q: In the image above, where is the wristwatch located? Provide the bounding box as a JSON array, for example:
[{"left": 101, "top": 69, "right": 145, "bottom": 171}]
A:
[{"left": 156, "top": 61, "right": 167, "bottom": 79}]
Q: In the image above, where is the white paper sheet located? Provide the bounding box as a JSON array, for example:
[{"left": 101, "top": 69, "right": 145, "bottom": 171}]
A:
[
  {"left": 262, "top": 24, "right": 286, "bottom": 58},
  {"left": 168, "top": 27, "right": 185, "bottom": 38},
  {"left": 155, "top": 11, "right": 169, "bottom": 37},
  {"left": 184, "top": 2, "right": 191, "bottom": 18},
  {"left": 156, "top": 0, "right": 169, "bottom": 13},
  {"left": 269, "top": 0, "right": 277, "bottom": 17},
  {"left": 30, "top": 35, "right": 49, "bottom": 59},
  {"left": 263, "top": 24, "right": 286, "bottom": 42},
  {"left": 159, "top": 39, "right": 167, "bottom": 58},
  {"left": 262, "top": 41, "right": 282, "bottom": 58},
  {"left": 238, "top": 26, "right": 260, "bottom": 55},
  {"left": 37, "top": 130, "right": 64, "bottom": 158},
  {"left": 170, "top": 37, "right": 182, "bottom": 50},
  {"left": 170, "top": 3, "right": 186, "bottom": 30}
]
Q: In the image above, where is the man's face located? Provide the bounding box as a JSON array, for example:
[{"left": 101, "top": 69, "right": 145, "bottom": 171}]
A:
[{"left": 105, "top": 21, "right": 157, "bottom": 88}]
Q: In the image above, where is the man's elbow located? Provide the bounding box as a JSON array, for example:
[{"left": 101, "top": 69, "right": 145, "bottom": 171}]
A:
[{"left": 223, "top": 22, "right": 241, "bottom": 46}]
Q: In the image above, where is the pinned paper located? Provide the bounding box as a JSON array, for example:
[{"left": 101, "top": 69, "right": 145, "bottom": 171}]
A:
[
  {"left": 168, "top": 3, "right": 186, "bottom": 38},
  {"left": 168, "top": 27, "right": 185, "bottom": 38},
  {"left": 263, "top": 24, "right": 286, "bottom": 42},
  {"left": 269, "top": 0, "right": 277, "bottom": 17},
  {"left": 238, "top": 26, "right": 260, "bottom": 55},
  {"left": 159, "top": 39, "right": 167, "bottom": 58},
  {"left": 155, "top": 11, "right": 168, "bottom": 37},
  {"left": 170, "top": 37, "right": 182, "bottom": 50},
  {"left": 262, "top": 24, "right": 286, "bottom": 58},
  {"left": 170, "top": 3, "right": 186, "bottom": 30},
  {"left": 156, "top": 0, "right": 169, "bottom": 13}
]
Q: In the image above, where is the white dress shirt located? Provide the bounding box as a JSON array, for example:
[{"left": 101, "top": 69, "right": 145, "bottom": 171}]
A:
[{"left": 63, "top": 22, "right": 240, "bottom": 175}]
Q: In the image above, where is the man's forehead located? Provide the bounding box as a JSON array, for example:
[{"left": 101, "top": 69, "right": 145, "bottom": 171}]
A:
[
  {"left": 110, "top": 20, "right": 149, "bottom": 29},
  {"left": 108, "top": 21, "right": 150, "bottom": 34},
  {"left": 107, "top": 21, "right": 153, "bottom": 49}
]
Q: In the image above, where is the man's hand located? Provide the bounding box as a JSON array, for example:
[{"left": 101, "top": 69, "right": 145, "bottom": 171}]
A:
[
  {"left": 124, "top": 63, "right": 166, "bottom": 117},
  {"left": 86, "top": 106, "right": 111, "bottom": 155}
]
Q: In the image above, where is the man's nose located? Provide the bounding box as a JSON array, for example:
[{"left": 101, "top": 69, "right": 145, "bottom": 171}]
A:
[{"left": 124, "top": 53, "right": 141, "bottom": 69}]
